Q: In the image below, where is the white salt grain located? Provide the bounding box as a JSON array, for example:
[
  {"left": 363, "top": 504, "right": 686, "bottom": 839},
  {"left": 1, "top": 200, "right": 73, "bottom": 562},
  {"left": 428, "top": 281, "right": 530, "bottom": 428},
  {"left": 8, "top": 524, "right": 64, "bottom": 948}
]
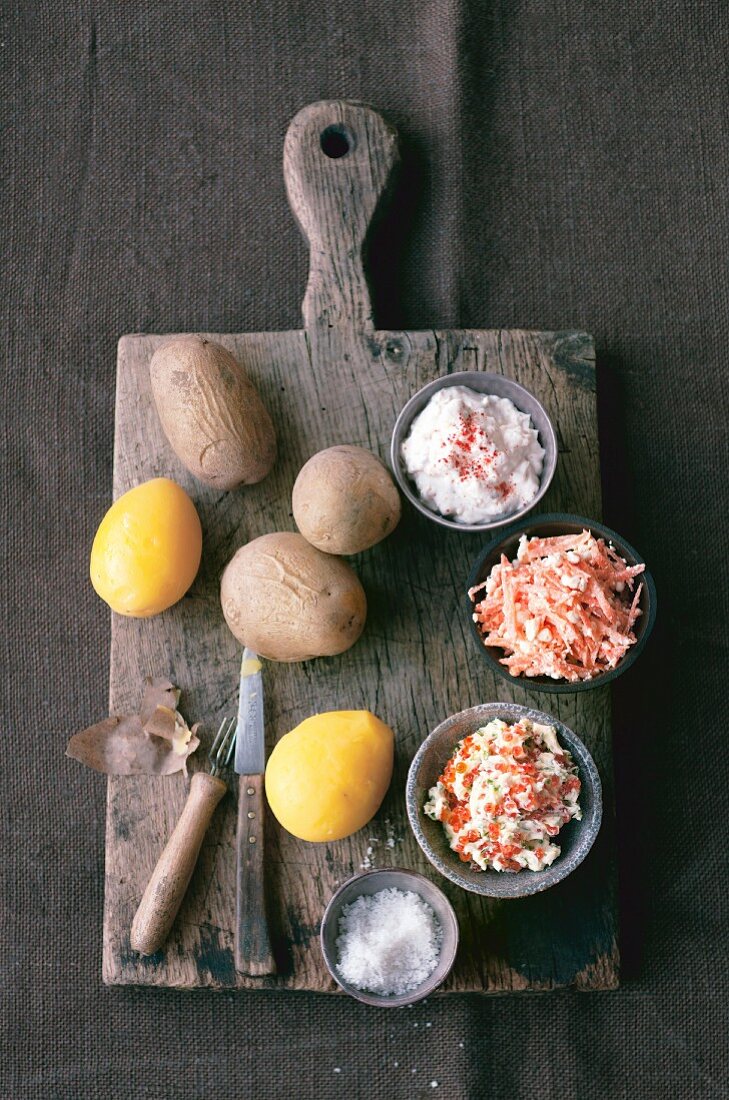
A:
[
  {"left": 384, "top": 817, "right": 403, "bottom": 850},
  {"left": 360, "top": 845, "right": 376, "bottom": 870},
  {"left": 335, "top": 888, "right": 443, "bottom": 997}
]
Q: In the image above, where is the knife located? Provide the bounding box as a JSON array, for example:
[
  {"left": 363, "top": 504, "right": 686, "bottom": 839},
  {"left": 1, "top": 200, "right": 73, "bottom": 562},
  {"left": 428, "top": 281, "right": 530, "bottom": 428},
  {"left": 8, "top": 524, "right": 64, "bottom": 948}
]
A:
[{"left": 234, "top": 648, "right": 276, "bottom": 975}]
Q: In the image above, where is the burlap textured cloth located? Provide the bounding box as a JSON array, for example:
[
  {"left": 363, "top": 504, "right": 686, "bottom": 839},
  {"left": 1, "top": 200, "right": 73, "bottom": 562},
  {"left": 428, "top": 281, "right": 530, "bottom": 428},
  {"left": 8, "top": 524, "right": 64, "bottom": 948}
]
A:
[{"left": 2, "top": 2, "right": 727, "bottom": 1097}]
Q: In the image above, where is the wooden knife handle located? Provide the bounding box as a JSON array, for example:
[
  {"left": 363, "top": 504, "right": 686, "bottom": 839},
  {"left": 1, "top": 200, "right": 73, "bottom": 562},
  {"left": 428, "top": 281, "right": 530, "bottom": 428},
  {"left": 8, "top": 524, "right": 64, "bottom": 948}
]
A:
[
  {"left": 283, "top": 99, "right": 399, "bottom": 334},
  {"left": 235, "top": 773, "right": 277, "bottom": 975},
  {"left": 130, "top": 771, "right": 227, "bottom": 956}
]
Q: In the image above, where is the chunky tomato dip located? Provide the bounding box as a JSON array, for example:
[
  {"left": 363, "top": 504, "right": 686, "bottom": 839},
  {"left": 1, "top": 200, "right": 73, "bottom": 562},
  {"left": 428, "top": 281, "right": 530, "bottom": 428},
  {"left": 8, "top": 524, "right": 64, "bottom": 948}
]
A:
[{"left": 424, "top": 719, "right": 582, "bottom": 872}]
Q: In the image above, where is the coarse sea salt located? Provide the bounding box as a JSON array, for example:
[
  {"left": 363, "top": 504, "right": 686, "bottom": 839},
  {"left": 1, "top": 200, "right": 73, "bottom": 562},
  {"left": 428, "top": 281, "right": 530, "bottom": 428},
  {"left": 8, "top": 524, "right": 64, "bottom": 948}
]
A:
[{"left": 335, "top": 888, "right": 443, "bottom": 997}]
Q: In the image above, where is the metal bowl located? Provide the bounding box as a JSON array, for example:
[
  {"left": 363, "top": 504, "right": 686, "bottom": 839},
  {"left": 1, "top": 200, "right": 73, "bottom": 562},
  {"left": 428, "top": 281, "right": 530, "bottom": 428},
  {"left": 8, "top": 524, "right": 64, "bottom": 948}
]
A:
[
  {"left": 406, "top": 702, "right": 602, "bottom": 898},
  {"left": 319, "top": 868, "right": 459, "bottom": 1006},
  {"left": 390, "top": 371, "right": 557, "bottom": 533},
  {"left": 466, "top": 512, "right": 657, "bottom": 693}
]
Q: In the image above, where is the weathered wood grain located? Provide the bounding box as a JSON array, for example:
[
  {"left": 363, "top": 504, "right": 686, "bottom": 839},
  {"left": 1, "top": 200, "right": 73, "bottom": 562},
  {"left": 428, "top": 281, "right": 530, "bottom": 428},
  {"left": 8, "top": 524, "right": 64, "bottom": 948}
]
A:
[{"left": 103, "top": 101, "right": 618, "bottom": 992}]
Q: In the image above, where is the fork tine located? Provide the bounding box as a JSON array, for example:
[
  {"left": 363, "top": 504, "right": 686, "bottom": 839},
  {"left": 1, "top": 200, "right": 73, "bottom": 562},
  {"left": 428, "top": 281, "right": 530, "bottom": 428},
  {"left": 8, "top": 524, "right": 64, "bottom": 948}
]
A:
[
  {"left": 209, "top": 716, "right": 236, "bottom": 775},
  {"left": 209, "top": 717, "right": 228, "bottom": 764},
  {"left": 221, "top": 717, "right": 237, "bottom": 766}
]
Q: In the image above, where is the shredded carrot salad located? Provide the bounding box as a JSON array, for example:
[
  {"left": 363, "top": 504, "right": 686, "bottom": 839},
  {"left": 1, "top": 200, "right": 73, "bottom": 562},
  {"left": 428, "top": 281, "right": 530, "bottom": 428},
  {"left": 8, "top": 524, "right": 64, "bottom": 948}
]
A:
[{"left": 469, "top": 530, "right": 645, "bottom": 682}]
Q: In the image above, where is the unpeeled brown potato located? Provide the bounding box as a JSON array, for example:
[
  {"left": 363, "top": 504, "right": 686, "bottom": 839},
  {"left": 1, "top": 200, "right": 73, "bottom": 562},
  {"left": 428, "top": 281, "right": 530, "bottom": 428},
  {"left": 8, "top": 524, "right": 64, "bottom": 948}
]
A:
[
  {"left": 149, "top": 335, "right": 276, "bottom": 490},
  {"left": 292, "top": 445, "right": 401, "bottom": 555},
  {"left": 220, "top": 532, "right": 367, "bottom": 662}
]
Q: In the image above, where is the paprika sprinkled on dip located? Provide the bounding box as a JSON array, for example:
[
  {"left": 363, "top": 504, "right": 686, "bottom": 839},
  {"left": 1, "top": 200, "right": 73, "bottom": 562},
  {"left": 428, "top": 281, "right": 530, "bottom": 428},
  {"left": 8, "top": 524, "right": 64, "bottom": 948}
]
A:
[
  {"left": 400, "top": 386, "right": 544, "bottom": 524},
  {"left": 424, "top": 718, "right": 581, "bottom": 872}
]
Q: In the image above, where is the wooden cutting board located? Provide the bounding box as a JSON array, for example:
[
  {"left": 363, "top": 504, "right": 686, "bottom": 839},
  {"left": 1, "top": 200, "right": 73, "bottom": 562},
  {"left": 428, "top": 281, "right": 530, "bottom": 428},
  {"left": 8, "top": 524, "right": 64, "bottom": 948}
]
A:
[{"left": 103, "top": 100, "right": 618, "bottom": 992}]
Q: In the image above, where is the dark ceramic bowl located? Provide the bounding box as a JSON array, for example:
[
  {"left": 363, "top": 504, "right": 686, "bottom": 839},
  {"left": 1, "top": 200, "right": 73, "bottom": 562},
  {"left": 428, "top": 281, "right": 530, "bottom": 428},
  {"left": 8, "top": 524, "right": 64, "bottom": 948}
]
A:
[
  {"left": 466, "top": 513, "right": 657, "bottom": 693},
  {"left": 390, "top": 371, "right": 557, "bottom": 533},
  {"left": 406, "top": 702, "right": 602, "bottom": 898},
  {"left": 320, "top": 868, "right": 459, "bottom": 1006}
]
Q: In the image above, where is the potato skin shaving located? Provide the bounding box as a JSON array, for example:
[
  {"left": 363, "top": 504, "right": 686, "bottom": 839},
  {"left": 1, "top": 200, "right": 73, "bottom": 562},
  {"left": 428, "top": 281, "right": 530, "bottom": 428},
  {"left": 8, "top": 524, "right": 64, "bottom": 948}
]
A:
[{"left": 66, "top": 678, "right": 200, "bottom": 775}]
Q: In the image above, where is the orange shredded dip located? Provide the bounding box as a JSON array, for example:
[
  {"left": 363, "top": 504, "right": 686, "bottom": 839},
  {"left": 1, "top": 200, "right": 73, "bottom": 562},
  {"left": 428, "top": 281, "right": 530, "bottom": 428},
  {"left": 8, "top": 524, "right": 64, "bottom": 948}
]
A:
[{"left": 469, "top": 531, "right": 645, "bottom": 682}]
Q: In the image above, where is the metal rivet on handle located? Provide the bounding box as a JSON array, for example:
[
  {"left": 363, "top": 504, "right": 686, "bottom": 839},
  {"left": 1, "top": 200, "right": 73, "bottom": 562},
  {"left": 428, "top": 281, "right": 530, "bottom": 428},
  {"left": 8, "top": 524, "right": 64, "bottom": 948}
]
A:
[
  {"left": 247, "top": 811, "right": 256, "bottom": 819},
  {"left": 247, "top": 787, "right": 255, "bottom": 796},
  {"left": 249, "top": 836, "right": 257, "bottom": 844}
]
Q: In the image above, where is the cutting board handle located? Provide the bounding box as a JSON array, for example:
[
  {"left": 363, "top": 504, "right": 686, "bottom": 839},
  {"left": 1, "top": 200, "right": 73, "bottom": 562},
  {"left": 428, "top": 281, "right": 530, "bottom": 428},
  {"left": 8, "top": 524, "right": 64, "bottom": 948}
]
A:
[{"left": 284, "top": 100, "right": 399, "bottom": 335}]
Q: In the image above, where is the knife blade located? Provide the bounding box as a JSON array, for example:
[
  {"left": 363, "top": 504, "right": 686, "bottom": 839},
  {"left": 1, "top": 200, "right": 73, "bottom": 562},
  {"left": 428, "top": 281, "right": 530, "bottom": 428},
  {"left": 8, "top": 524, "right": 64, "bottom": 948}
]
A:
[
  {"left": 234, "top": 648, "right": 277, "bottom": 976},
  {"left": 234, "top": 648, "right": 265, "bottom": 775}
]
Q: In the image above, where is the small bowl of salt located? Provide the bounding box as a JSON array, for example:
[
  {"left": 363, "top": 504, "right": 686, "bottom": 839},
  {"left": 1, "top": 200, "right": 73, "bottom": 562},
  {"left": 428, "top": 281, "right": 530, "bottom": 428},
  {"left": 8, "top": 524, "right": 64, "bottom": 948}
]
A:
[{"left": 320, "top": 868, "right": 459, "bottom": 1006}]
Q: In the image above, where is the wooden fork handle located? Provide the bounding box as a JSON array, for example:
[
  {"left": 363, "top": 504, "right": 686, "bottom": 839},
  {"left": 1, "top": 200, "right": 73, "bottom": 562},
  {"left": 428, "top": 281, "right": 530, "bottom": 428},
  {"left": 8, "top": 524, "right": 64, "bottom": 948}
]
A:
[
  {"left": 235, "top": 773, "right": 277, "bottom": 975},
  {"left": 131, "top": 771, "right": 227, "bottom": 956}
]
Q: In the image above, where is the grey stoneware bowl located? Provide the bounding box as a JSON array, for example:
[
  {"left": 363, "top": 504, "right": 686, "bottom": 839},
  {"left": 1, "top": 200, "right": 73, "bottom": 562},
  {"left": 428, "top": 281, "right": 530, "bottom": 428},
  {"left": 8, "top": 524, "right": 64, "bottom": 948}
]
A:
[
  {"left": 319, "top": 868, "right": 459, "bottom": 1006},
  {"left": 406, "top": 702, "right": 602, "bottom": 898},
  {"left": 390, "top": 370, "right": 557, "bottom": 533},
  {"left": 466, "top": 512, "right": 657, "bottom": 693}
]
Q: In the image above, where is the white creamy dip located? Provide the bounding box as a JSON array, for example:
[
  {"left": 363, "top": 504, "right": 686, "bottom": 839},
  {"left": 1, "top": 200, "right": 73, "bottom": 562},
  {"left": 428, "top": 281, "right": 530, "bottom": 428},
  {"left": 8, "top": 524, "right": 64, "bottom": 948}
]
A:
[{"left": 400, "top": 386, "right": 545, "bottom": 524}]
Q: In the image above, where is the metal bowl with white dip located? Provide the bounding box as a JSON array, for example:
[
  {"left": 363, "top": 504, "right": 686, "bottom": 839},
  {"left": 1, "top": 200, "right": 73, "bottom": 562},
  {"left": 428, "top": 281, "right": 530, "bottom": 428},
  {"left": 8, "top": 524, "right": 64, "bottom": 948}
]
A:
[{"left": 390, "top": 372, "right": 557, "bottom": 533}]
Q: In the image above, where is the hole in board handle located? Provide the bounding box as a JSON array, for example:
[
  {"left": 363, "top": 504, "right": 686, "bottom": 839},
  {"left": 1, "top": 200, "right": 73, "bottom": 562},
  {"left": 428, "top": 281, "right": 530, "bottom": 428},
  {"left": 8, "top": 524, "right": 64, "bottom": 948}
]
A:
[{"left": 320, "top": 125, "right": 354, "bottom": 159}]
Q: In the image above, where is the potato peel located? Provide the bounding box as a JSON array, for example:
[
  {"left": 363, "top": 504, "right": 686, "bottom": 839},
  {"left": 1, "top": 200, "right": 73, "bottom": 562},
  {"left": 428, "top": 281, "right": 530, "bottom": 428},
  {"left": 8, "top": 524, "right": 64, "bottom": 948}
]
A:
[{"left": 66, "top": 678, "right": 200, "bottom": 776}]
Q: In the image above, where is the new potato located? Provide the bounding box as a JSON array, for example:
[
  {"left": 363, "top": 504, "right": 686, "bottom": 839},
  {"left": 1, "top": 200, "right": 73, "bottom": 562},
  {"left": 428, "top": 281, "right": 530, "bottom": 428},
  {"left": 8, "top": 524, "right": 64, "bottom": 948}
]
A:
[
  {"left": 149, "top": 335, "right": 276, "bottom": 490},
  {"left": 292, "top": 445, "right": 401, "bottom": 555},
  {"left": 220, "top": 532, "right": 367, "bottom": 662},
  {"left": 264, "top": 711, "right": 395, "bottom": 842}
]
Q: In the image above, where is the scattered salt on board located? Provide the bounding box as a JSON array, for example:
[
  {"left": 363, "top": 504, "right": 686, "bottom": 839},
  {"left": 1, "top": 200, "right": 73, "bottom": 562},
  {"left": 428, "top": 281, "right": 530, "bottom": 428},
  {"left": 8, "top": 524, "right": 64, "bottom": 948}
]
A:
[{"left": 335, "top": 888, "right": 443, "bottom": 996}]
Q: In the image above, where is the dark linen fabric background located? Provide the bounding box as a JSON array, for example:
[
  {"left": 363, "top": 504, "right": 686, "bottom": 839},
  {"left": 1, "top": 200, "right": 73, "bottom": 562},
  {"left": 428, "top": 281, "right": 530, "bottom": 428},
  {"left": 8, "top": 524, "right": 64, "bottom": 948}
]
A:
[{"left": 3, "top": 2, "right": 727, "bottom": 1098}]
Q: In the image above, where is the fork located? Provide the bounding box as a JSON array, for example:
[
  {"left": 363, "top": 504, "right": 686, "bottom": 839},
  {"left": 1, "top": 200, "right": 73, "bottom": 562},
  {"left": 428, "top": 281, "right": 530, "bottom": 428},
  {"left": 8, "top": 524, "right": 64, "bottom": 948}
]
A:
[{"left": 131, "top": 717, "right": 236, "bottom": 955}]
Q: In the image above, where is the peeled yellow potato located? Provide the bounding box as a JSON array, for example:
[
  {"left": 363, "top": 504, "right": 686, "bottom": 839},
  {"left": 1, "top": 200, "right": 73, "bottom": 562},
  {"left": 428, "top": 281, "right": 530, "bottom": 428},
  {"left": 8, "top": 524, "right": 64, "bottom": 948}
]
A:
[
  {"left": 90, "top": 477, "right": 202, "bottom": 617},
  {"left": 265, "top": 711, "right": 394, "bottom": 842}
]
